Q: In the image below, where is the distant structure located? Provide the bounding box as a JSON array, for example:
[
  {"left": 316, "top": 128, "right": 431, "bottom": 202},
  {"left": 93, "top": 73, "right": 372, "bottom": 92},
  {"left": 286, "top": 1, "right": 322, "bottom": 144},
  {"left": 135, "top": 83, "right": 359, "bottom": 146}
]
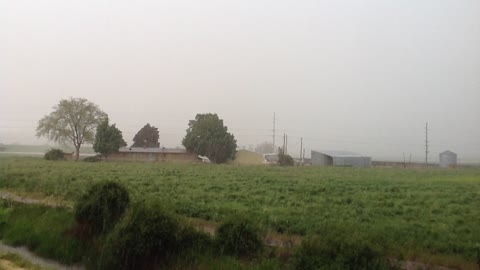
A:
[
  {"left": 311, "top": 150, "right": 371, "bottom": 168},
  {"left": 439, "top": 150, "right": 457, "bottom": 168},
  {"left": 263, "top": 153, "right": 279, "bottom": 165},
  {"left": 109, "top": 147, "right": 197, "bottom": 163}
]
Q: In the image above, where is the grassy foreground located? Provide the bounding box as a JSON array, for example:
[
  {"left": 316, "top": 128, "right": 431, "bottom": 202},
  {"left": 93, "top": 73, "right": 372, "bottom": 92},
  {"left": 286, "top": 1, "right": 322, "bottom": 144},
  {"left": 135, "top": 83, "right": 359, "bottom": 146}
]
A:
[{"left": 0, "top": 157, "right": 479, "bottom": 266}]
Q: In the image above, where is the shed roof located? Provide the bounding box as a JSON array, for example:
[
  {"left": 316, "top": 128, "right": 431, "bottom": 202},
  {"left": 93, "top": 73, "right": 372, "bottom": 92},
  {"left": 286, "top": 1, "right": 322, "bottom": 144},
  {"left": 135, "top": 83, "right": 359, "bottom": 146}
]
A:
[
  {"left": 312, "top": 150, "right": 368, "bottom": 158},
  {"left": 440, "top": 150, "right": 456, "bottom": 155},
  {"left": 119, "top": 147, "right": 187, "bottom": 154}
]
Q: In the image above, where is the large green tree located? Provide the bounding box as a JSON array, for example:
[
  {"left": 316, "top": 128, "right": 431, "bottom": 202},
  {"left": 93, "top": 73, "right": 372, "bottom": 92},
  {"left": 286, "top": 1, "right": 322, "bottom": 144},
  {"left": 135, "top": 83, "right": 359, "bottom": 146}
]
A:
[
  {"left": 37, "top": 98, "right": 107, "bottom": 160},
  {"left": 93, "top": 117, "right": 127, "bottom": 158},
  {"left": 182, "top": 113, "right": 237, "bottom": 164},
  {"left": 132, "top": 124, "right": 159, "bottom": 147}
]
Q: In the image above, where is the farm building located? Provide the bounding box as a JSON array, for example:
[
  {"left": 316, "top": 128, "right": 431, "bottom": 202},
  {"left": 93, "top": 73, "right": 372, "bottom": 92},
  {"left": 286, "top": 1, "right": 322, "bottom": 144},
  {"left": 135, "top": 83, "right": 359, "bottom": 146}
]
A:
[
  {"left": 439, "top": 150, "right": 457, "bottom": 168},
  {"left": 109, "top": 147, "right": 198, "bottom": 163},
  {"left": 311, "top": 150, "right": 371, "bottom": 168}
]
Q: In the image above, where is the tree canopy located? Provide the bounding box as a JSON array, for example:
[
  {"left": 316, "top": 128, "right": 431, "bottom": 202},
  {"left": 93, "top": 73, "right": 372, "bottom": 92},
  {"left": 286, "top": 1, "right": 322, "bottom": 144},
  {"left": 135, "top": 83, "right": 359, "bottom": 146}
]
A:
[
  {"left": 182, "top": 113, "right": 237, "bottom": 163},
  {"left": 36, "top": 97, "right": 106, "bottom": 160},
  {"left": 132, "top": 123, "right": 159, "bottom": 148},
  {"left": 93, "top": 117, "right": 127, "bottom": 158}
]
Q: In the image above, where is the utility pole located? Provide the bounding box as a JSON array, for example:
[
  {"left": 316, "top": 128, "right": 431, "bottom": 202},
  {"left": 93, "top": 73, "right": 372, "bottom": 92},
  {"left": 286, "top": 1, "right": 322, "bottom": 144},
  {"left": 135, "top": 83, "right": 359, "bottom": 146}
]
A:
[
  {"left": 272, "top": 112, "right": 276, "bottom": 153},
  {"left": 286, "top": 134, "right": 288, "bottom": 155},
  {"left": 300, "top": 137, "right": 303, "bottom": 162},
  {"left": 283, "top": 133, "right": 286, "bottom": 154},
  {"left": 425, "top": 122, "right": 429, "bottom": 165}
]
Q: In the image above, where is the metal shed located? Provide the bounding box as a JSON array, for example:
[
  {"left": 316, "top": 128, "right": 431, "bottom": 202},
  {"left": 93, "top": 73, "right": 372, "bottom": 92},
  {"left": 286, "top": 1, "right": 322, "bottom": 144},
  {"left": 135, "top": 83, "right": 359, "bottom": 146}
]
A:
[
  {"left": 439, "top": 150, "right": 457, "bottom": 168},
  {"left": 311, "top": 150, "right": 371, "bottom": 168}
]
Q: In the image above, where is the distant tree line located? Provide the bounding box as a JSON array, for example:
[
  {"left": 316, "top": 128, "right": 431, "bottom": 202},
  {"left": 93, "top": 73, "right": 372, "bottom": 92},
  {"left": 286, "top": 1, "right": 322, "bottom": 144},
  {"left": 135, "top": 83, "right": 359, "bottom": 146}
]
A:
[{"left": 37, "top": 98, "right": 237, "bottom": 163}]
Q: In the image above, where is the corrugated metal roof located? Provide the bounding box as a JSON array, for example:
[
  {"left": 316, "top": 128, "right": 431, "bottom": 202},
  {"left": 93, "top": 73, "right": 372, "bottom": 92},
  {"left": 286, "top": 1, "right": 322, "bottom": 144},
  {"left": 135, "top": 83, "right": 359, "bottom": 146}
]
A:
[
  {"left": 440, "top": 150, "right": 456, "bottom": 155},
  {"left": 312, "top": 150, "right": 367, "bottom": 158},
  {"left": 119, "top": 147, "right": 187, "bottom": 154}
]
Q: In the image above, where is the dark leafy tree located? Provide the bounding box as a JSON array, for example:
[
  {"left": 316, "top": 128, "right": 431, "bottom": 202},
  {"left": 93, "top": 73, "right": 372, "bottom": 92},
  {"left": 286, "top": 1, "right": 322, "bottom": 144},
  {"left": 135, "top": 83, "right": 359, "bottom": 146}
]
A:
[
  {"left": 93, "top": 117, "right": 126, "bottom": 158},
  {"left": 182, "top": 113, "right": 237, "bottom": 164},
  {"left": 36, "top": 97, "right": 107, "bottom": 160},
  {"left": 278, "top": 148, "right": 294, "bottom": 166},
  {"left": 132, "top": 124, "right": 159, "bottom": 147}
]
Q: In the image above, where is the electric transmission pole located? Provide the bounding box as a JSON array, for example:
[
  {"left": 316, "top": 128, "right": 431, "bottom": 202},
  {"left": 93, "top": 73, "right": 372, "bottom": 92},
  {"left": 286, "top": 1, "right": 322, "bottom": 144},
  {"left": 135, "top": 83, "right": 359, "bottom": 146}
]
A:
[
  {"left": 272, "top": 112, "right": 276, "bottom": 153},
  {"left": 425, "top": 122, "right": 429, "bottom": 165},
  {"left": 286, "top": 134, "right": 288, "bottom": 154},
  {"left": 300, "top": 137, "right": 303, "bottom": 161}
]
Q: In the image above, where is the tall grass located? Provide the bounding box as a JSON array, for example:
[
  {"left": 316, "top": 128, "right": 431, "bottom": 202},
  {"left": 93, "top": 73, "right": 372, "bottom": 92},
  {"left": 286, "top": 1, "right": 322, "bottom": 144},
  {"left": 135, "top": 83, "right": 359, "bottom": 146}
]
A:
[
  {"left": 0, "top": 157, "right": 479, "bottom": 263},
  {"left": 0, "top": 202, "right": 86, "bottom": 264}
]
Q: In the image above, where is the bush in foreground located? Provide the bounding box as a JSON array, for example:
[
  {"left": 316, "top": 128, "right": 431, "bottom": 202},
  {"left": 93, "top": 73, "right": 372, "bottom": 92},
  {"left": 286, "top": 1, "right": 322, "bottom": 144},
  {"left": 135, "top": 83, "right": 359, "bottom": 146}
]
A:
[
  {"left": 216, "top": 216, "right": 263, "bottom": 257},
  {"left": 293, "top": 232, "right": 389, "bottom": 270},
  {"left": 97, "top": 202, "right": 180, "bottom": 270},
  {"left": 44, "top": 149, "right": 65, "bottom": 161},
  {"left": 74, "top": 181, "right": 130, "bottom": 236}
]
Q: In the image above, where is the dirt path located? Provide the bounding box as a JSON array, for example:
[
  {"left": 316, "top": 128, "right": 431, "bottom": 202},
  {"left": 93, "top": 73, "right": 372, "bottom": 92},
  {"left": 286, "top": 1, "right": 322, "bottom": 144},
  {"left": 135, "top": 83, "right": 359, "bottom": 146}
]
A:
[
  {"left": 0, "top": 191, "right": 69, "bottom": 209},
  {"left": 0, "top": 190, "right": 465, "bottom": 270}
]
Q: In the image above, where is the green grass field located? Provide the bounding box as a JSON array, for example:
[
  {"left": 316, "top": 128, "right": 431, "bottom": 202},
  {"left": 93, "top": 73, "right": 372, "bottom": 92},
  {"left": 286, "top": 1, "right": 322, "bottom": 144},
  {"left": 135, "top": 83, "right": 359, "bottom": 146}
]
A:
[{"left": 0, "top": 157, "right": 479, "bottom": 267}]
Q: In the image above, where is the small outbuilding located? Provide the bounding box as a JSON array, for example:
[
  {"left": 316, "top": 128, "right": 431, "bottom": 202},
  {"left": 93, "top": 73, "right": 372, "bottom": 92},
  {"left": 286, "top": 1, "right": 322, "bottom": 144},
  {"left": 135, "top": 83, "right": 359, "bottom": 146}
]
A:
[
  {"left": 311, "top": 150, "right": 371, "bottom": 168},
  {"left": 439, "top": 150, "right": 457, "bottom": 168}
]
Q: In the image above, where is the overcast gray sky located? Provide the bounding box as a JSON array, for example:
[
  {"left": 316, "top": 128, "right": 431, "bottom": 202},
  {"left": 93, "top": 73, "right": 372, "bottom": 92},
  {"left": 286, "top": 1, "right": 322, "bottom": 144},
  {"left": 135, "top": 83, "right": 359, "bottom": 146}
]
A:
[{"left": 1, "top": 0, "right": 479, "bottom": 162}]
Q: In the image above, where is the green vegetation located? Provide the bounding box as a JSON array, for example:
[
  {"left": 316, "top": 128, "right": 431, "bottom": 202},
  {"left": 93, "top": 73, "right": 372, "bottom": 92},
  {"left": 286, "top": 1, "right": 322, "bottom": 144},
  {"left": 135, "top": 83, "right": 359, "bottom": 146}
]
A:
[
  {"left": 132, "top": 123, "right": 159, "bottom": 148},
  {"left": 36, "top": 97, "right": 107, "bottom": 160},
  {"left": 97, "top": 202, "right": 180, "bottom": 270},
  {"left": 82, "top": 155, "right": 102, "bottom": 162},
  {"left": 293, "top": 228, "right": 389, "bottom": 270},
  {"left": 217, "top": 216, "right": 263, "bottom": 256},
  {"left": 182, "top": 113, "right": 237, "bottom": 163},
  {"left": 0, "top": 157, "right": 479, "bottom": 267},
  {"left": 43, "top": 149, "right": 64, "bottom": 161},
  {"left": 93, "top": 118, "right": 126, "bottom": 158},
  {"left": 278, "top": 152, "right": 294, "bottom": 166},
  {"left": 0, "top": 202, "right": 85, "bottom": 264},
  {"left": 74, "top": 181, "right": 130, "bottom": 235}
]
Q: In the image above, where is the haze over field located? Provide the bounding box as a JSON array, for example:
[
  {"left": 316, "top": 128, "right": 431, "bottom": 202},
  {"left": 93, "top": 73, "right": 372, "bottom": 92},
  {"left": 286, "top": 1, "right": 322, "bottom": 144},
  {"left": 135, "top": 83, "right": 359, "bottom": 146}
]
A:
[{"left": 1, "top": 0, "right": 479, "bottom": 162}]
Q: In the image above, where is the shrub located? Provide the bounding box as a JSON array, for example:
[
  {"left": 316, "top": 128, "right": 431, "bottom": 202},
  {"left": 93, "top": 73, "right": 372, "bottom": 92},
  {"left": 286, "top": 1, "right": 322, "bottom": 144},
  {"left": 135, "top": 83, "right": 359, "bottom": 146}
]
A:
[
  {"left": 44, "top": 149, "right": 65, "bottom": 161},
  {"left": 216, "top": 216, "right": 263, "bottom": 257},
  {"left": 74, "top": 181, "right": 129, "bottom": 236},
  {"left": 293, "top": 232, "right": 389, "bottom": 270},
  {"left": 278, "top": 153, "right": 294, "bottom": 166},
  {"left": 97, "top": 202, "right": 180, "bottom": 270},
  {"left": 177, "top": 225, "right": 214, "bottom": 254},
  {"left": 83, "top": 155, "right": 102, "bottom": 162}
]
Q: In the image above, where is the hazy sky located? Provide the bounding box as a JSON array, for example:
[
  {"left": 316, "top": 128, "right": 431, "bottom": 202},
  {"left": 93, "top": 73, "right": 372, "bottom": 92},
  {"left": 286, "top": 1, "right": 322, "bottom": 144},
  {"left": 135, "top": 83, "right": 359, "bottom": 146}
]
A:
[{"left": 1, "top": 0, "right": 479, "bottom": 162}]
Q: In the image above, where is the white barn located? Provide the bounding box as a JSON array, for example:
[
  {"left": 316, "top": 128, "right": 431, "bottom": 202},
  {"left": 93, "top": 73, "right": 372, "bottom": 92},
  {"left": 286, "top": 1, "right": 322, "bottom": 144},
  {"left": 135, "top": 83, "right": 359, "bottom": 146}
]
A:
[{"left": 311, "top": 150, "right": 371, "bottom": 168}]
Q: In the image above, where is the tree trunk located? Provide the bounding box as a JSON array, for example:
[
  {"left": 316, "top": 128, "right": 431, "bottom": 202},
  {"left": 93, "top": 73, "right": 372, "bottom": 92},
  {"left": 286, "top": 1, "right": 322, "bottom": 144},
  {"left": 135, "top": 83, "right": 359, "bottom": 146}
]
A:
[{"left": 75, "top": 146, "right": 80, "bottom": 161}]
